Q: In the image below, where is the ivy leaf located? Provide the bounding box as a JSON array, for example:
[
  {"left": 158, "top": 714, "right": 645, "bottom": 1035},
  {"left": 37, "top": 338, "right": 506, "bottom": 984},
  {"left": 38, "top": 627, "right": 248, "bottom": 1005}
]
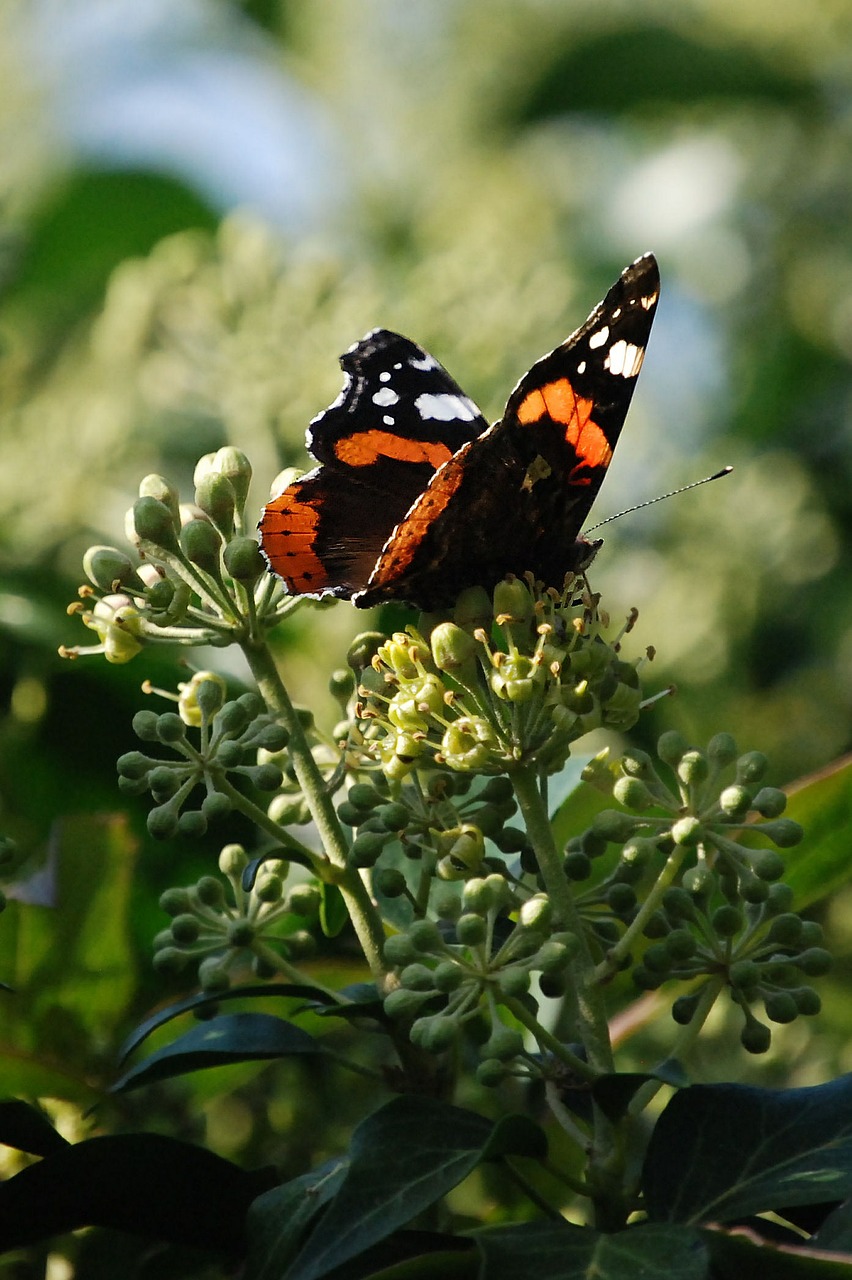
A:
[
  {"left": 473, "top": 1220, "right": 707, "bottom": 1279},
  {"left": 644, "top": 1077, "right": 852, "bottom": 1224},
  {"left": 0, "top": 1099, "right": 69, "bottom": 1156}
]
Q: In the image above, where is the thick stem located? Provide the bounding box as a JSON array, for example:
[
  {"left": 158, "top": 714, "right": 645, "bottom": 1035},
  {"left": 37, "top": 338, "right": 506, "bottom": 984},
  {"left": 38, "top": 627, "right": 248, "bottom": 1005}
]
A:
[{"left": 241, "top": 637, "right": 387, "bottom": 983}]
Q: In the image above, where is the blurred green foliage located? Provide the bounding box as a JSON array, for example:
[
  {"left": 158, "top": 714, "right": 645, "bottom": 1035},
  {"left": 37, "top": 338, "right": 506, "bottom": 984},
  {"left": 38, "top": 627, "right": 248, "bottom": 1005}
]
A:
[{"left": 1, "top": 0, "right": 852, "bottom": 1267}]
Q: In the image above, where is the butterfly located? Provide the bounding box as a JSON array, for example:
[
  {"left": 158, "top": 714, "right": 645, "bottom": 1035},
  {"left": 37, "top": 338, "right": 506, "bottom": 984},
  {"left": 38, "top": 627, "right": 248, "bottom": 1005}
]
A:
[{"left": 259, "top": 253, "right": 659, "bottom": 610}]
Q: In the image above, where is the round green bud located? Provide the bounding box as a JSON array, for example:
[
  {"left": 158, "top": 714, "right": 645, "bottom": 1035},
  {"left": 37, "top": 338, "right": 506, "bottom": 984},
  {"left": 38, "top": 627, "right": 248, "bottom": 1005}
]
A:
[
  {"left": 347, "top": 783, "right": 382, "bottom": 810},
  {"left": 374, "top": 868, "right": 408, "bottom": 899},
  {"left": 430, "top": 621, "right": 479, "bottom": 676},
  {"left": 350, "top": 831, "right": 388, "bottom": 868},
  {"left": 606, "top": 883, "right": 637, "bottom": 916},
  {"left": 180, "top": 518, "right": 222, "bottom": 574},
  {"left": 492, "top": 576, "right": 534, "bottom": 624},
  {"left": 202, "top": 793, "right": 233, "bottom": 823},
  {"left": 475, "top": 1057, "right": 507, "bottom": 1087},
  {"left": 736, "top": 751, "right": 768, "bottom": 784},
  {"left": 223, "top": 536, "right": 265, "bottom": 583},
  {"left": 496, "top": 966, "right": 530, "bottom": 996},
  {"left": 117, "top": 751, "right": 150, "bottom": 780},
  {"left": 432, "top": 888, "right": 462, "bottom": 921},
  {"left": 766, "top": 913, "right": 803, "bottom": 946},
  {"left": 550, "top": 931, "right": 580, "bottom": 958},
  {"left": 480, "top": 777, "right": 514, "bottom": 804},
  {"left": 83, "top": 545, "right": 137, "bottom": 590},
  {"left": 178, "top": 810, "right": 208, "bottom": 839},
  {"left": 196, "top": 876, "right": 226, "bottom": 907},
  {"left": 538, "top": 971, "right": 568, "bottom": 998},
  {"left": 765, "top": 882, "right": 795, "bottom": 915},
  {"left": 632, "top": 964, "right": 663, "bottom": 991},
  {"left": 147, "top": 804, "right": 180, "bottom": 840},
  {"left": 152, "top": 947, "right": 190, "bottom": 975},
  {"left": 218, "top": 844, "right": 248, "bottom": 876},
  {"left": 751, "top": 848, "right": 785, "bottom": 882},
  {"left": 563, "top": 851, "right": 591, "bottom": 882},
  {"left": 671, "top": 992, "right": 703, "bottom": 1025},
  {"left": 643, "top": 944, "right": 672, "bottom": 975},
  {"left": 534, "top": 940, "right": 572, "bottom": 976},
  {"left": 411, "top": 1014, "right": 458, "bottom": 1052},
  {"left": 255, "top": 873, "right": 284, "bottom": 904},
  {"left": 132, "top": 710, "right": 161, "bottom": 742},
  {"left": 741, "top": 874, "right": 770, "bottom": 904},
  {"left": 156, "top": 713, "right": 186, "bottom": 744},
  {"left": 139, "top": 473, "right": 180, "bottom": 522},
  {"left": 347, "top": 631, "right": 387, "bottom": 672},
  {"left": 482, "top": 1025, "right": 525, "bottom": 1061},
  {"left": 383, "top": 987, "right": 433, "bottom": 1019},
  {"left": 159, "top": 887, "right": 192, "bottom": 916},
  {"left": 453, "top": 586, "right": 493, "bottom": 631},
  {"left": 217, "top": 741, "right": 244, "bottom": 769},
  {"left": 728, "top": 959, "right": 760, "bottom": 990},
  {"left": 613, "top": 776, "right": 653, "bottom": 811},
  {"left": 400, "top": 963, "right": 437, "bottom": 992},
  {"left": 195, "top": 473, "right": 236, "bottom": 536},
  {"left": 758, "top": 819, "right": 803, "bottom": 849},
  {"left": 252, "top": 954, "right": 278, "bottom": 980},
  {"left": 377, "top": 802, "right": 410, "bottom": 832},
  {"left": 671, "top": 818, "right": 705, "bottom": 851},
  {"left": 740, "top": 1018, "right": 771, "bottom": 1054},
  {"left": 433, "top": 961, "right": 465, "bottom": 993},
  {"left": 707, "top": 733, "right": 738, "bottom": 767},
  {"left": 336, "top": 801, "right": 366, "bottom": 827},
  {"left": 620, "top": 748, "right": 654, "bottom": 779},
  {"left": 455, "top": 913, "right": 487, "bottom": 946},
  {"left": 198, "top": 957, "right": 231, "bottom": 994},
  {"left": 407, "top": 919, "right": 443, "bottom": 953},
  {"left": 519, "top": 895, "right": 552, "bottom": 931},
  {"left": 131, "top": 495, "right": 179, "bottom": 551},
  {"left": 217, "top": 700, "right": 250, "bottom": 736},
  {"left": 592, "top": 810, "right": 639, "bottom": 843},
  {"left": 752, "top": 787, "right": 787, "bottom": 819},
  {"left": 793, "top": 987, "right": 821, "bottom": 1016},
  {"left": 642, "top": 912, "right": 669, "bottom": 940},
  {"left": 210, "top": 446, "right": 252, "bottom": 508},
  {"left": 795, "top": 947, "right": 832, "bottom": 977},
  {"left": 677, "top": 750, "right": 709, "bottom": 787},
  {"left": 149, "top": 766, "right": 180, "bottom": 801},
  {"left": 764, "top": 992, "right": 797, "bottom": 1024},
  {"left": 245, "top": 764, "right": 284, "bottom": 792},
  {"left": 281, "top": 885, "right": 318, "bottom": 917},
  {"left": 711, "top": 905, "right": 742, "bottom": 938},
  {"left": 657, "top": 730, "right": 689, "bottom": 767},
  {"left": 492, "top": 826, "right": 528, "bottom": 854},
  {"left": 662, "top": 887, "right": 695, "bottom": 921},
  {"left": 665, "top": 928, "right": 697, "bottom": 960},
  {"left": 799, "top": 920, "right": 824, "bottom": 947},
  {"left": 383, "top": 934, "right": 419, "bottom": 967}
]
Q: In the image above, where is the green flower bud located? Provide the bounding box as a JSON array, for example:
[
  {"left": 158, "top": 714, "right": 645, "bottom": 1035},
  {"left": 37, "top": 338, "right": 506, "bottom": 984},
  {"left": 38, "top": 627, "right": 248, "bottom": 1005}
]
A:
[
  {"left": 179, "top": 671, "right": 227, "bottom": 727},
  {"left": 799, "top": 920, "right": 824, "bottom": 946},
  {"left": 740, "top": 1017, "right": 771, "bottom": 1054},
  {"left": 534, "top": 939, "right": 573, "bottom": 975},
  {"left": 178, "top": 810, "right": 208, "bottom": 838},
  {"left": 430, "top": 622, "right": 479, "bottom": 679},
  {"left": 482, "top": 1025, "right": 525, "bottom": 1060},
  {"left": 736, "top": 751, "right": 768, "bottom": 784},
  {"left": 592, "top": 810, "right": 640, "bottom": 843},
  {"left": 155, "top": 713, "right": 186, "bottom": 744},
  {"left": 130, "top": 496, "right": 179, "bottom": 552},
  {"left": 564, "top": 851, "right": 592, "bottom": 881},
  {"left": 400, "top": 963, "right": 437, "bottom": 991},
  {"left": 376, "top": 802, "right": 410, "bottom": 832},
  {"left": 147, "top": 804, "right": 180, "bottom": 840},
  {"left": 750, "top": 848, "right": 784, "bottom": 882},
  {"left": 664, "top": 928, "right": 697, "bottom": 960},
  {"left": 795, "top": 947, "right": 832, "bottom": 976},
  {"left": 159, "top": 887, "right": 192, "bottom": 916},
  {"left": 661, "top": 887, "right": 695, "bottom": 921},
  {"left": 195, "top": 473, "right": 236, "bottom": 536},
  {"left": 441, "top": 717, "right": 498, "bottom": 772},
  {"left": 255, "top": 872, "right": 284, "bottom": 903},
  {"left": 793, "top": 987, "right": 821, "bottom": 1015},
  {"left": 211, "top": 447, "right": 252, "bottom": 509},
  {"left": 453, "top": 586, "right": 493, "bottom": 632},
  {"left": 496, "top": 966, "right": 530, "bottom": 996},
  {"left": 643, "top": 944, "right": 672, "bottom": 974},
  {"left": 519, "top": 895, "right": 552, "bottom": 931},
  {"left": 139, "top": 474, "right": 180, "bottom": 524},
  {"left": 383, "top": 987, "right": 434, "bottom": 1018},
  {"left": 671, "top": 816, "right": 702, "bottom": 846},
  {"left": 707, "top": 733, "right": 738, "bottom": 767},
  {"left": 411, "top": 1014, "right": 458, "bottom": 1052},
  {"left": 117, "top": 751, "right": 150, "bottom": 781},
  {"left": 223, "top": 536, "right": 265, "bottom": 583},
  {"left": 384, "top": 934, "right": 419, "bottom": 967},
  {"left": 218, "top": 844, "right": 248, "bottom": 876},
  {"left": 752, "top": 787, "right": 787, "bottom": 819},
  {"left": 728, "top": 959, "right": 760, "bottom": 990},
  {"left": 433, "top": 960, "right": 465, "bottom": 993},
  {"left": 83, "top": 545, "right": 137, "bottom": 590},
  {"left": 350, "top": 831, "right": 388, "bottom": 867},
  {"left": 407, "top": 919, "right": 443, "bottom": 953},
  {"left": 682, "top": 864, "right": 714, "bottom": 897},
  {"left": 764, "top": 992, "right": 797, "bottom": 1024},
  {"left": 719, "top": 785, "right": 752, "bottom": 817},
  {"left": 132, "top": 710, "right": 160, "bottom": 742},
  {"left": 217, "top": 741, "right": 245, "bottom": 769},
  {"left": 711, "top": 905, "right": 742, "bottom": 937},
  {"left": 347, "top": 631, "right": 386, "bottom": 672},
  {"left": 180, "top": 518, "right": 222, "bottom": 574},
  {"left": 757, "top": 819, "right": 803, "bottom": 849},
  {"left": 677, "top": 750, "right": 708, "bottom": 787},
  {"left": 198, "top": 957, "right": 231, "bottom": 994},
  {"left": 671, "top": 991, "right": 703, "bottom": 1025},
  {"left": 476, "top": 1058, "right": 507, "bottom": 1087},
  {"left": 492, "top": 576, "right": 534, "bottom": 624},
  {"left": 195, "top": 876, "right": 226, "bottom": 907},
  {"left": 613, "top": 776, "right": 654, "bottom": 811},
  {"left": 152, "top": 947, "right": 190, "bottom": 975},
  {"left": 455, "top": 913, "right": 487, "bottom": 946},
  {"left": 224, "top": 920, "right": 254, "bottom": 948},
  {"left": 607, "top": 883, "right": 637, "bottom": 916},
  {"left": 657, "top": 730, "right": 689, "bottom": 767}
]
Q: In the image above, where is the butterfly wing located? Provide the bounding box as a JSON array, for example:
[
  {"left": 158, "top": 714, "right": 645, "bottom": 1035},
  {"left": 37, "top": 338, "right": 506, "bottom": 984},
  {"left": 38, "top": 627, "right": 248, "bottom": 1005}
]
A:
[
  {"left": 259, "top": 329, "right": 489, "bottom": 597},
  {"left": 357, "top": 254, "right": 660, "bottom": 608}
]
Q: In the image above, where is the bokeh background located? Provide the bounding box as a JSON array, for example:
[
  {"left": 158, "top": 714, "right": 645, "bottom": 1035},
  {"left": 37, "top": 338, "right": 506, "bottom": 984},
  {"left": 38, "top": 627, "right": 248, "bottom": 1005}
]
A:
[{"left": 1, "top": 0, "right": 852, "bottom": 1261}]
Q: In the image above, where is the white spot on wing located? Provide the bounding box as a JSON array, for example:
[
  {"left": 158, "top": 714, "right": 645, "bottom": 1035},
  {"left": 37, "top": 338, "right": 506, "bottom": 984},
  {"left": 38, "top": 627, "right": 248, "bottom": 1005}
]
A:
[
  {"left": 408, "top": 351, "right": 441, "bottom": 372},
  {"left": 415, "top": 392, "right": 479, "bottom": 422},
  {"left": 372, "top": 387, "right": 400, "bottom": 407},
  {"left": 605, "top": 340, "right": 645, "bottom": 378},
  {"left": 379, "top": 370, "right": 391, "bottom": 382},
  {"left": 383, "top": 415, "right": 395, "bottom": 426},
  {"left": 640, "top": 290, "right": 659, "bottom": 311},
  {"left": 577, "top": 360, "right": 586, "bottom": 374},
  {"left": 588, "top": 326, "right": 609, "bottom": 350}
]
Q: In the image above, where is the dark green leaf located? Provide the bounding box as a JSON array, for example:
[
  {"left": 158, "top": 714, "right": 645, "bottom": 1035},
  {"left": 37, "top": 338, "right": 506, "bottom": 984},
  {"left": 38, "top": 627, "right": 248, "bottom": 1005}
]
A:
[
  {"left": 111, "top": 1012, "right": 323, "bottom": 1093},
  {"left": 815, "top": 1199, "right": 852, "bottom": 1251},
  {"left": 473, "top": 1220, "right": 707, "bottom": 1280},
  {"left": 320, "top": 884, "right": 349, "bottom": 937},
  {"left": 246, "top": 1161, "right": 348, "bottom": 1280},
  {"left": 285, "top": 1098, "right": 538, "bottom": 1280},
  {"left": 702, "top": 1223, "right": 852, "bottom": 1278},
  {"left": 0, "top": 1099, "right": 69, "bottom": 1156},
  {"left": 775, "top": 756, "right": 852, "bottom": 908},
  {"left": 644, "top": 1077, "right": 852, "bottom": 1225}
]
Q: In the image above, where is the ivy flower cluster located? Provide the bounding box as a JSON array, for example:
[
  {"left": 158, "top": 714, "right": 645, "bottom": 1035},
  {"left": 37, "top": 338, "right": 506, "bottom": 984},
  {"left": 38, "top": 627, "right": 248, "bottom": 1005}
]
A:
[
  {"left": 354, "top": 574, "right": 649, "bottom": 782},
  {"left": 155, "top": 843, "right": 320, "bottom": 991}
]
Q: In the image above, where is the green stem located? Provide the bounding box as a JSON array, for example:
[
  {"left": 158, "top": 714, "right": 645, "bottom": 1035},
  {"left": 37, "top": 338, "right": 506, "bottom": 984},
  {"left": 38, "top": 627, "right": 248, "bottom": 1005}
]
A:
[
  {"left": 214, "top": 774, "right": 319, "bottom": 865},
  {"left": 500, "top": 994, "right": 595, "bottom": 1083},
  {"left": 509, "top": 764, "right": 614, "bottom": 1075},
  {"left": 240, "top": 636, "right": 387, "bottom": 983},
  {"left": 593, "top": 841, "right": 690, "bottom": 983}
]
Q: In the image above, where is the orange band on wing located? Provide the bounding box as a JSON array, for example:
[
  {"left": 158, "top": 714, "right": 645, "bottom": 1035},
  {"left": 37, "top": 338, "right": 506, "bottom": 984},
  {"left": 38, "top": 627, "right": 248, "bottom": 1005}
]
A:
[
  {"left": 259, "top": 496, "right": 329, "bottom": 593},
  {"left": 516, "top": 379, "right": 612, "bottom": 469},
  {"left": 335, "top": 430, "right": 453, "bottom": 469}
]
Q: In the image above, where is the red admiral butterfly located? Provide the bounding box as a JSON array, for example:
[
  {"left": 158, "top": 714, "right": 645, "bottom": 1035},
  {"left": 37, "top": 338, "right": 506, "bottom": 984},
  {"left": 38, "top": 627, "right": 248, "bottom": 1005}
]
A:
[{"left": 259, "top": 253, "right": 659, "bottom": 610}]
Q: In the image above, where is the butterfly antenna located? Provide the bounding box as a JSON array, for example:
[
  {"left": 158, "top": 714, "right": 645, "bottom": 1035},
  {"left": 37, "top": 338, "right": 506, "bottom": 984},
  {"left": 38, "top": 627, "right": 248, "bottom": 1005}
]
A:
[{"left": 585, "top": 466, "right": 733, "bottom": 534}]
